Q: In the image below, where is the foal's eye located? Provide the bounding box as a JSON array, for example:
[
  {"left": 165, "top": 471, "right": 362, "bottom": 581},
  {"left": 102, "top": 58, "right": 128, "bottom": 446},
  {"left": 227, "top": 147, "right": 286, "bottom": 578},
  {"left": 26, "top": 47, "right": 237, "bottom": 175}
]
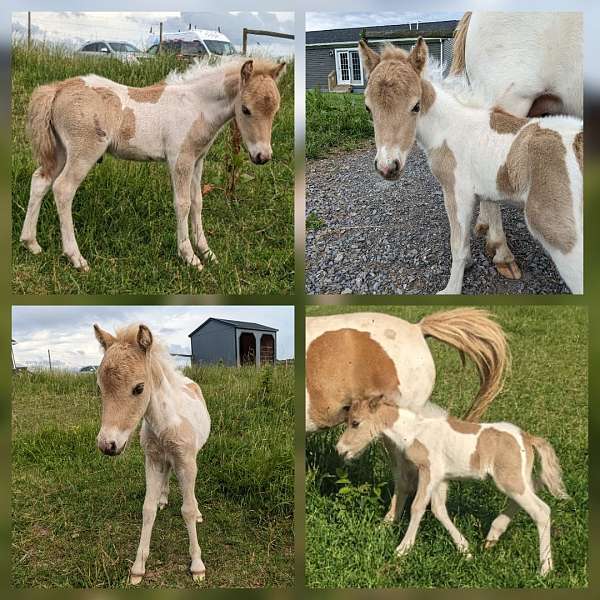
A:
[
  {"left": 412, "top": 102, "right": 420, "bottom": 113},
  {"left": 342, "top": 405, "right": 350, "bottom": 413},
  {"left": 351, "top": 420, "right": 360, "bottom": 429},
  {"left": 241, "top": 105, "right": 251, "bottom": 116},
  {"left": 132, "top": 383, "right": 144, "bottom": 396}
]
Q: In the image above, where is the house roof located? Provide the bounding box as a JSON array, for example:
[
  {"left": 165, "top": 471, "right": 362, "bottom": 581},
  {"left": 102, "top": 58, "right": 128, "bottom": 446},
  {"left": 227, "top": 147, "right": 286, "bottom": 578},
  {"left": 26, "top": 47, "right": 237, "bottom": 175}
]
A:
[
  {"left": 188, "top": 318, "right": 278, "bottom": 337},
  {"left": 306, "top": 20, "right": 459, "bottom": 45}
]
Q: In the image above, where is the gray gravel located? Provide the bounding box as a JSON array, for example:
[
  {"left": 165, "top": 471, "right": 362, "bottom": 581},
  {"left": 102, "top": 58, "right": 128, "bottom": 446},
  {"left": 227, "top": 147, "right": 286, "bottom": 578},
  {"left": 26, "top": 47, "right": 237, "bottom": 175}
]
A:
[{"left": 305, "top": 144, "right": 570, "bottom": 295}]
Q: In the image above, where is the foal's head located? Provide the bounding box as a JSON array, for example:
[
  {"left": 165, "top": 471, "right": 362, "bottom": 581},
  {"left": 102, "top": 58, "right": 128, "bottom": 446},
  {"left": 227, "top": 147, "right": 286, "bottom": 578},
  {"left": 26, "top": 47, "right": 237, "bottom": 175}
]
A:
[
  {"left": 93, "top": 323, "right": 155, "bottom": 456},
  {"left": 336, "top": 394, "right": 399, "bottom": 460},
  {"left": 359, "top": 37, "right": 430, "bottom": 180},
  {"left": 235, "top": 59, "right": 286, "bottom": 165}
]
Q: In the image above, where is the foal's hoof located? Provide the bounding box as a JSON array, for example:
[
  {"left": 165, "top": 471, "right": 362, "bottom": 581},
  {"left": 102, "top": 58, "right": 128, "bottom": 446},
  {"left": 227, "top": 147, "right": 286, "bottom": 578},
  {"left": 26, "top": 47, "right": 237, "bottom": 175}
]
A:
[
  {"left": 192, "top": 571, "right": 206, "bottom": 582},
  {"left": 129, "top": 573, "right": 143, "bottom": 585},
  {"left": 158, "top": 499, "right": 168, "bottom": 510},
  {"left": 202, "top": 249, "right": 218, "bottom": 264},
  {"left": 70, "top": 255, "right": 90, "bottom": 272},
  {"left": 495, "top": 261, "right": 522, "bottom": 280},
  {"left": 196, "top": 510, "right": 203, "bottom": 523},
  {"left": 22, "top": 239, "right": 43, "bottom": 254},
  {"left": 484, "top": 539, "right": 498, "bottom": 550}
]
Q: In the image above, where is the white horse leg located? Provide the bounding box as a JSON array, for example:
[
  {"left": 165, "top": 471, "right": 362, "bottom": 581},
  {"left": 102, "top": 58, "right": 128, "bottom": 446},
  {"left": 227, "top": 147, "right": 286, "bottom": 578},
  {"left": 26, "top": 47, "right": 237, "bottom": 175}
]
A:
[
  {"left": 476, "top": 200, "right": 521, "bottom": 279},
  {"left": 438, "top": 189, "right": 475, "bottom": 295},
  {"left": 430, "top": 481, "right": 472, "bottom": 558},
  {"left": 190, "top": 158, "right": 217, "bottom": 263},
  {"left": 131, "top": 459, "right": 170, "bottom": 584},
  {"left": 170, "top": 158, "right": 203, "bottom": 270},
  {"left": 175, "top": 456, "right": 205, "bottom": 581},
  {"left": 21, "top": 146, "right": 66, "bottom": 254},
  {"left": 484, "top": 498, "right": 520, "bottom": 548}
]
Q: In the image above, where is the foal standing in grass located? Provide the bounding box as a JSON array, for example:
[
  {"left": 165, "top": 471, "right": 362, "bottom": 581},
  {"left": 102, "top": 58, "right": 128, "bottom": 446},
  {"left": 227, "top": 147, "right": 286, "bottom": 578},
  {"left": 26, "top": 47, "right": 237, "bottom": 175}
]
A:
[
  {"left": 358, "top": 38, "right": 583, "bottom": 294},
  {"left": 94, "top": 323, "right": 210, "bottom": 584},
  {"left": 337, "top": 396, "right": 569, "bottom": 576},
  {"left": 21, "top": 57, "right": 285, "bottom": 271}
]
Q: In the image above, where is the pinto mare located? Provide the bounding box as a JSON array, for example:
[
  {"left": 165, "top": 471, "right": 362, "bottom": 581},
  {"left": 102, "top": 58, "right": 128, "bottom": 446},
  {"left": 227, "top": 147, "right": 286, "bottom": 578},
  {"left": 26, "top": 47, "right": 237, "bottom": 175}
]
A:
[
  {"left": 450, "top": 11, "right": 582, "bottom": 281},
  {"left": 21, "top": 57, "right": 285, "bottom": 271},
  {"left": 306, "top": 307, "right": 509, "bottom": 522},
  {"left": 94, "top": 323, "right": 210, "bottom": 584},
  {"left": 358, "top": 38, "right": 583, "bottom": 294}
]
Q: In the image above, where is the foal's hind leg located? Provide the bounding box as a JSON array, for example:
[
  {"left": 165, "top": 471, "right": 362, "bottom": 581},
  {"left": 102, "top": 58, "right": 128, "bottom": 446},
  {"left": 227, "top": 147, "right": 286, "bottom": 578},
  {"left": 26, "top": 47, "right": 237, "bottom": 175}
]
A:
[
  {"left": 475, "top": 200, "right": 521, "bottom": 280},
  {"left": 190, "top": 158, "right": 217, "bottom": 264},
  {"left": 430, "top": 482, "right": 472, "bottom": 558},
  {"left": 20, "top": 145, "right": 66, "bottom": 254},
  {"left": 484, "top": 498, "right": 520, "bottom": 548},
  {"left": 52, "top": 145, "right": 106, "bottom": 270}
]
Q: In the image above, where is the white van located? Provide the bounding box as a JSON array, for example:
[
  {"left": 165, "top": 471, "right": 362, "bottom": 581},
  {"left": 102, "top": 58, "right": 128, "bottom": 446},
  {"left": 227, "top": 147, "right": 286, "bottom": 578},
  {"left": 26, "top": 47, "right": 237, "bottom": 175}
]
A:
[{"left": 147, "top": 29, "right": 236, "bottom": 57}]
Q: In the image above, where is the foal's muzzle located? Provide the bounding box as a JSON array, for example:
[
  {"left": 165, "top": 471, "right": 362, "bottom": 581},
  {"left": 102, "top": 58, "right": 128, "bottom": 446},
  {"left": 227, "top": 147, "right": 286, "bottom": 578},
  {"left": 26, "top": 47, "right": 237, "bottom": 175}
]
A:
[
  {"left": 250, "top": 151, "right": 271, "bottom": 165},
  {"left": 375, "top": 158, "right": 402, "bottom": 180},
  {"left": 98, "top": 439, "right": 120, "bottom": 456}
]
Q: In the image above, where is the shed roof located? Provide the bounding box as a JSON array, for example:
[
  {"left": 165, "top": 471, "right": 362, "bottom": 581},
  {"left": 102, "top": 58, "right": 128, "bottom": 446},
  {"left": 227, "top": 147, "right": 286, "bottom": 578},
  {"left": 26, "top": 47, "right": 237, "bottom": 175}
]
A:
[
  {"left": 189, "top": 318, "right": 278, "bottom": 337},
  {"left": 306, "top": 20, "right": 459, "bottom": 45}
]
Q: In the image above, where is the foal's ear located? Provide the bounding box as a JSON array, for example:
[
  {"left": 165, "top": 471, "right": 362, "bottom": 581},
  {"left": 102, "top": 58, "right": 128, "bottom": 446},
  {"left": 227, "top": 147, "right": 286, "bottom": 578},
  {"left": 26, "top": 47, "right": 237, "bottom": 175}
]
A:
[
  {"left": 269, "top": 62, "right": 286, "bottom": 82},
  {"left": 358, "top": 40, "right": 380, "bottom": 76},
  {"left": 240, "top": 60, "right": 254, "bottom": 85},
  {"left": 409, "top": 37, "right": 428, "bottom": 75},
  {"left": 137, "top": 324, "right": 153, "bottom": 352},
  {"left": 368, "top": 393, "right": 385, "bottom": 412},
  {"left": 94, "top": 324, "right": 116, "bottom": 351}
]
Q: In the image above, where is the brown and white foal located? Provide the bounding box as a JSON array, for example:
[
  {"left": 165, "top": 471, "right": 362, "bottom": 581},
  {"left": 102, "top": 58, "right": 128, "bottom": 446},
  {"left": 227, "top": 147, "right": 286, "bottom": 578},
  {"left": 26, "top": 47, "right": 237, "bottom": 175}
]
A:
[
  {"left": 337, "top": 396, "right": 569, "bottom": 575},
  {"left": 94, "top": 323, "right": 211, "bottom": 584}
]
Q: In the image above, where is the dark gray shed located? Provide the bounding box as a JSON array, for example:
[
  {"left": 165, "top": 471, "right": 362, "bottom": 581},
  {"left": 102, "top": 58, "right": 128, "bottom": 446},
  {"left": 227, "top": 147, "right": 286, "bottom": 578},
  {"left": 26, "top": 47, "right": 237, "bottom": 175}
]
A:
[
  {"left": 306, "top": 20, "right": 459, "bottom": 92},
  {"left": 188, "top": 318, "right": 278, "bottom": 367}
]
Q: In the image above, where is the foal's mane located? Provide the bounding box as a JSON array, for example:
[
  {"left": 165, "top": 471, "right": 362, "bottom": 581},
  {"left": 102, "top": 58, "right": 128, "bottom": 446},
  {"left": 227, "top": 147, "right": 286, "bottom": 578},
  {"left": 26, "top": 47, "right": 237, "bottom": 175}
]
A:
[{"left": 165, "top": 55, "right": 281, "bottom": 85}]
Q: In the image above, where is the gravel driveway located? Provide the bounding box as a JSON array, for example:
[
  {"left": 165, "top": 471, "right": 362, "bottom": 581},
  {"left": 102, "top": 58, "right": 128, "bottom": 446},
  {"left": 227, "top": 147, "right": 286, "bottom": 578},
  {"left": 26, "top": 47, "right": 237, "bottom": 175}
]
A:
[{"left": 305, "top": 144, "right": 570, "bottom": 295}]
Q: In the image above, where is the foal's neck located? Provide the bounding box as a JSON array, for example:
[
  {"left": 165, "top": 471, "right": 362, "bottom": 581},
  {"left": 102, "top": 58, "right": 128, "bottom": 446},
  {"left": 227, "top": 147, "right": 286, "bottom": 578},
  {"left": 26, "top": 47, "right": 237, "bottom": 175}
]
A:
[
  {"left": 143, "top": 365, "right": 183, "bottom": 434},
  {"left": 184, "top": 70, "right": 237, "bottom": 129},
  {"left": 382, "top": 409, "right": 426, "bottom": 449}
]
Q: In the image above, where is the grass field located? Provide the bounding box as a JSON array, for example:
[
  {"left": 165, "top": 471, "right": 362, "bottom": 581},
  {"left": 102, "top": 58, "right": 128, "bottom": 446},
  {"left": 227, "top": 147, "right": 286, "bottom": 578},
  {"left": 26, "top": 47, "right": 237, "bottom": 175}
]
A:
[
  {"left": 11, "top": 44, "right": 294, "bottom": 295},
  {"left": 305, "top": 305, "right": 588, "bottom": 588},
  {"left": 306, "top": 89, "right": 373, "bottom": 159},
  {"left": 12, "top": 364, "right": 294, "bottom": 588}
]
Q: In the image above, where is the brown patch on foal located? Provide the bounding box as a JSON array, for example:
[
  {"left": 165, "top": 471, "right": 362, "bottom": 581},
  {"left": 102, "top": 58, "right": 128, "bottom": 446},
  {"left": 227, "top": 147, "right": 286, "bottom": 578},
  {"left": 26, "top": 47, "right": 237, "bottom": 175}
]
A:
[
  {"left": 421, "top": 80, "right": 436, "bottom": 114},
  {"left": 447, "top": 417, "right": 480, "bottom": 434},
  {"left": 430, "top": 141, "right": 459, "bottom": 242},
  {"left": 185, "top": 381, "right": 203, "bottom": 401},
  {"left": 406, "top": 439, "right": 431, "bottom": 500},
  {"left": 470, "top": 428, "right": 525, "bottom": 495},
  {"left": 527, "top": 94, "right": 563, "bottom": 117},
  {"left": 573, "top": 131, "right": 583, "bottom": 174},
  {"left": 128, "top": 83, "right": 165, "bottom": 104},
  {"left": 490, "top": 109, "right": 528, "bottom": 135},
  {"left": 306, "top": 329, "right": 400, "bottom": 429}
]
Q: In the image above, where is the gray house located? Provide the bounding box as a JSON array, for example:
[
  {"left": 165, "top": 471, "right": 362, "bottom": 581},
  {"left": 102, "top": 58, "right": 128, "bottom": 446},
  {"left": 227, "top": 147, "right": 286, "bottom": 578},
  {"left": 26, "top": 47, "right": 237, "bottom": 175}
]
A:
[
  {"left": 188, "top": 318, "right": 278, "bottom": 367},
  {"left": 306, "top": 20, "right": 459, "bottom": 92}
]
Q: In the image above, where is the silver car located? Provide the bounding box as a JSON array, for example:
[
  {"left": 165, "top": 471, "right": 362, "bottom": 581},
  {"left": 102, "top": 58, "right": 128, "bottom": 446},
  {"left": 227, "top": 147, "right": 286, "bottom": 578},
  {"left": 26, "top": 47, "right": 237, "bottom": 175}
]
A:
[{"left": 77, "top": 40, "right": 148, "bottom": 63}]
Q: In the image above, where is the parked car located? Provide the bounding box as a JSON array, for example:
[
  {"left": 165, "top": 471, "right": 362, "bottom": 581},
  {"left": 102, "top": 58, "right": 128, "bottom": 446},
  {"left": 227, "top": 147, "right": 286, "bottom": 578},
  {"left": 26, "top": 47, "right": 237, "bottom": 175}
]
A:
[
  {"left": 79, "top": 365, "right": 98, "bottom": 373},
  {"left": 77, "top": 40, "right": 149, "bottom": 63},
  {"left": 147, "top": 30, "right": 236, "bottom": 58}
]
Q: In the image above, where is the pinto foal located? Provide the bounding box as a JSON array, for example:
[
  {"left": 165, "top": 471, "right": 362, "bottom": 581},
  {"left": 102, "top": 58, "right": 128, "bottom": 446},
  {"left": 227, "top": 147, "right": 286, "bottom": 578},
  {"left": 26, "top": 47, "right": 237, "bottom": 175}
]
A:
[
  {"left": 358, "top": 38, "right": 583, "bottom": 294},
  {"left": 337, "top": 396, "right": 569, "bottom": 575},
  {"left": 94, "top": 323, "right": 210, "bottom": 584},
  {"left": 22, "top": 57, "right": 285, "bottom": 271}
]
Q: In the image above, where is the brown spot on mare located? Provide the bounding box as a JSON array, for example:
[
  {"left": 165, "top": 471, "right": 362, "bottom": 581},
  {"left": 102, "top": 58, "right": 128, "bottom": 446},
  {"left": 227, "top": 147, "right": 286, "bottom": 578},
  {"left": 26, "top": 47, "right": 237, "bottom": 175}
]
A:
[
  {"left": 127, "top": 83, "right": 165, "bottom": 104},
  {"left": 430, "top": 141, "right": 460, "bottom": 243},
  {"left": 469, "top": 428, "right": 525, "bottom": 495},
  {"left": 527, "top": 94, "right": 563, "bottom": 118},
  {"left": 490, "top": 108, "right": 528, "bottom": 135},
  {"left": 384, "top": 328, "right": 396, "bottom": 340},
  {"left": 447, "top": 417, "right": 481, "bottom": 434},
  {"left": 574, "top": 131, "right": 583, "bottom": 174},
  {"left": 306, "top": 328, "right": 400, "bottom": 429},
  {"left": 496, "top": 122, "right": 576, "bottom": 253}
]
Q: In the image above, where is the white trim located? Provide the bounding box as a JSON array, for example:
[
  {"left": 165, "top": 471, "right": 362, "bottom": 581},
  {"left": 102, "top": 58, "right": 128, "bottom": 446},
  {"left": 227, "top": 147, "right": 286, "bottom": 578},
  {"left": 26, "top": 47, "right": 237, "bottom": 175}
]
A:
[
  {"left": 306, "top": 37, "right": 444, "bottom": 48},
  {"left": 335, "top": 48, "right": 363, "bottom": 85}
]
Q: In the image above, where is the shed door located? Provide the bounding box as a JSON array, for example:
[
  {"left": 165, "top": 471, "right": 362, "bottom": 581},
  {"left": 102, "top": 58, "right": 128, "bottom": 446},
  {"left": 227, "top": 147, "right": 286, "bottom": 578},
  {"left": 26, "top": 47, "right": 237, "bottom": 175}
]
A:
[
  {"left": 260, "top": 334, "right": 275, "bottom": 364},
  {"left": 335, "top": 49, "right": 363, "bottom": 85},
  {"left": 239, "top": 332, "right": 256, "bottom": 365}
]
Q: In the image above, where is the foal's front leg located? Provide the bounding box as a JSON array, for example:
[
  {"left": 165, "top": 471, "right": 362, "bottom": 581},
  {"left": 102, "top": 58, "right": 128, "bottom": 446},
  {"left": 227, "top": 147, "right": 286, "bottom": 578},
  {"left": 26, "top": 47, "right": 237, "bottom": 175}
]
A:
[
  {"left": 190, "top": 158, "right": 217, "bottom": 263},
  {"left": 437, "top": 186, "right": 476, "bottom": 295},
  {"left": 175, "top": 455, "right": 205, "bottom": 581},
  {"left": 170, "top": 157, "right": 203, "bottom": 270},
  {"left": 383, "top": 438, "right": 416, "bottom": 523}
]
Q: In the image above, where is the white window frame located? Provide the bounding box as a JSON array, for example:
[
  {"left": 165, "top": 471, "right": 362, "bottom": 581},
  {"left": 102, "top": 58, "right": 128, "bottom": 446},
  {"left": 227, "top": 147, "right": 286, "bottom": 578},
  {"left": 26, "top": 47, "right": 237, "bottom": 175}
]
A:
[{"left": 334, "top": 48, "right": 364, "bottom": 85}]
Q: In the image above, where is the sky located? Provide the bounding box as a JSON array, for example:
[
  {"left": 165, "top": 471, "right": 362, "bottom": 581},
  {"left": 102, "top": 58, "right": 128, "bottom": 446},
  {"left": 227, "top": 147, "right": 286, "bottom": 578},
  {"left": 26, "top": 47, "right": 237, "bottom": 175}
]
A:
[
  {"left": 12, "top": 305, "right": 294, "bottom": 370},
  {"left": 11, "top": 11, "right": 295, "bottom": 56}
]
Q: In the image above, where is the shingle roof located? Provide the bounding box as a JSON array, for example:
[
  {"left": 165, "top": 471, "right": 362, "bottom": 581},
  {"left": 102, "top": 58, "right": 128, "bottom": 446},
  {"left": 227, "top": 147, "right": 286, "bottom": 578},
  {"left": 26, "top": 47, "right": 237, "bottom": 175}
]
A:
[
  {"left": 189, "top": 318, "right": 278, "bottom": 337},
  {"left": 306, "top": 20, "right": 459, "bottom": 45}
]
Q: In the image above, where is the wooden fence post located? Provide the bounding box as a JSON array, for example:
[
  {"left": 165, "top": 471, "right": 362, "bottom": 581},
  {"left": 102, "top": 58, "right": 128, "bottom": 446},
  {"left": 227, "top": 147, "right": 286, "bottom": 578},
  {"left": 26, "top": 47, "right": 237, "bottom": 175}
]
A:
[
  {"left": 27, "top": 12, "right": 31, "bottom": 50},
  {"left": 159, "top": 22, "right": 163, "bottom": 54}
]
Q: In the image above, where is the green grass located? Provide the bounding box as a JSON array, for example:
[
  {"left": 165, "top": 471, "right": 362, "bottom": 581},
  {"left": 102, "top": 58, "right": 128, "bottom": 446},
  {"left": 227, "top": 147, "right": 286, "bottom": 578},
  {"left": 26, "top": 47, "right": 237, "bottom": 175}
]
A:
[
  {"left": 305, "top": 305, "right": 588, "bottom": 588},
  {"left": 11, "top": 43, "right": 294, "bottom": 295},
  {"left": 12, "top": 364, "right": 294, "bottom": 588},
  {"left": 306, "top": 89, "right": 373, "bottom": 159}
]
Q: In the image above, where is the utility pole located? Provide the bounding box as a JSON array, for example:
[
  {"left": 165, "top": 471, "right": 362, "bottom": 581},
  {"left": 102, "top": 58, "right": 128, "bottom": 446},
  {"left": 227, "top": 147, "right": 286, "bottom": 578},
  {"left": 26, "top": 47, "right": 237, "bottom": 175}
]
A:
[
  {"left": 48, "top": 349, "right": 52, "bottom": 371},
  {"left": 27, "top": 12, "right": 31, "bottom": 50},
  {"left": 159, "top": 21, "right": 163, "bottom": 54}
]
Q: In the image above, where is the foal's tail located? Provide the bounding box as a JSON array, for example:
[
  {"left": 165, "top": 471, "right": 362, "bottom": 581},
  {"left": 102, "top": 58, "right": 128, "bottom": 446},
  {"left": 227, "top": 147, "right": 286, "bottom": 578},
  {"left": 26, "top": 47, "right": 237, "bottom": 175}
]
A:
[
  {"left": 530, "top": 436, "right": 570, "bottom": 500},
  {"left": 26, "top": 83, "right": 60, "bottom": 176},
  {"left": 449, "top": 11, "right": 472, "bottom": 76},
  {"left": 419, "top": 308, "right": 510, "bottom": 422}
]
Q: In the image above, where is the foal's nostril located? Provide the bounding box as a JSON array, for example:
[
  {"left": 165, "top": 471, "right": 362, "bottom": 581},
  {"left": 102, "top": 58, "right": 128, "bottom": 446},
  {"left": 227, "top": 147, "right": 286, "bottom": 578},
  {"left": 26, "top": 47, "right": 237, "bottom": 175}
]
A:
[{"left": 391, "top": 159, "right": 400, "bottom": 174}]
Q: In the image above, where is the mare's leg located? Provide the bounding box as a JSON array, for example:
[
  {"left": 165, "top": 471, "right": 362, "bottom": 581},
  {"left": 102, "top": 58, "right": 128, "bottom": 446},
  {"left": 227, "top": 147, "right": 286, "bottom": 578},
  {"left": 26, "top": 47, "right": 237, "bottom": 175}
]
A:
[
  {"left": 190, "top": 157, "right": 217, "bottom": 263},
  {"left": 170, "top": 155, "right": 203, "bottom": 269},
  {"left": 158, "top": 465, "right": 171, "bottom": 510},
  {"left": 51, "top": 144, "right": 106, "bottom": 270},
  {"left": 437, "top": 187, "right": 476, "bottom": 295},
  {"left": 383, "top": 437, "right": 416, "bottom": 523},
  {"left": 131, "top": 458, "right": 171, "bottom": 584},
  {"left": 20, "top": 143, "right": 66, "bottom": 254},
  {"left": 484, "top": 499, "right": 520, "bottom": 548},
  {"left": 430, "top": 481, "right": 472, "bottom": 558},
  {"left": 395, "top": 468, "right": 434, "bottom": 556},
  {"left": 175, "top": 455, "right": 205, "bottom": 581},
  {"left": 476, "top": 199, "right": 521, "bottom": 279}
]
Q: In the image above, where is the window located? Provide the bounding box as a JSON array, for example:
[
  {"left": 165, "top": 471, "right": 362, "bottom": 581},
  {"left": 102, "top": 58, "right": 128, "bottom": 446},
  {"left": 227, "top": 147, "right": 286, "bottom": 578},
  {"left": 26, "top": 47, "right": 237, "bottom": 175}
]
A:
[
  {"left": 108, "top": 42, "right": 140, "bottom": 53},
  {"left": 335, "top": 49, "right": 363, "bottom": 85},
  {"left": 203, "top": 40, "right": 236, "bottom": 56},
  {"left": 82, "top": 43, "right": 98, "bottom": 52}
]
